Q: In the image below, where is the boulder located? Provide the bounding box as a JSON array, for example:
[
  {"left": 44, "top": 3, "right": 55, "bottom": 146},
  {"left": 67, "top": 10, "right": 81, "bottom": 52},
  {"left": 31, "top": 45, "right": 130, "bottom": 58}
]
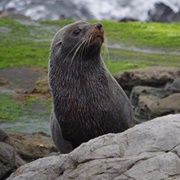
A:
[
  {"left": 0, "top": 128, "right": 25, "bottom": 180},
  {"left": 148, "top": 3, "right": 176, "bottom": 22},
  {"left": 8, "top": 132, "right": 58, "bottom": 162},
  {"left": 8, "top": 114, "right": 180, "bottom": 180},
  {"left": 115, "top": 69, "right": 180, "bottom": 123},
  {"left": 131, "top": 78, "right": 180, "bottom": 122},
  {"left": 114, "top": 67, "right": 180, "bottom": 93},
  {"left": 165, "top": 78, "right": 180, "bottom": 94}
]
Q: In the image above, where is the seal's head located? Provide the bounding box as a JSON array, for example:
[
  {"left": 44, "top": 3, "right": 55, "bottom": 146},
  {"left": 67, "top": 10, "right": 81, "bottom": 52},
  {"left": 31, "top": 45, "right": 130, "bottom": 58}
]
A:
[{"left": 50, "top": 21, "right": 104, "bottom": 65}]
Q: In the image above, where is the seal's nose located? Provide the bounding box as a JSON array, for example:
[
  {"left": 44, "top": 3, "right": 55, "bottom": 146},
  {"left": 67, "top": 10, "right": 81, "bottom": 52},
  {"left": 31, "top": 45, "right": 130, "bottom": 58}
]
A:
[{"left": 96, "top": 23, "right": 103, "bottom": 30}]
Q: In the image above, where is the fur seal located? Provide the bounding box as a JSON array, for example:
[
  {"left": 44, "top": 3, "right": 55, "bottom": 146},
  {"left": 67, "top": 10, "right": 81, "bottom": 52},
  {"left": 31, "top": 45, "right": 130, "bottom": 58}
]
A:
[{"left": 49, "top": 21, "right": 134, "bottom": 153}]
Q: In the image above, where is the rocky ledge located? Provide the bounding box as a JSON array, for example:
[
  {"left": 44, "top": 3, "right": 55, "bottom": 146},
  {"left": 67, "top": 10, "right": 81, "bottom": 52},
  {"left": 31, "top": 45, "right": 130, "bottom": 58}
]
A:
[
  {"left": 114, "top": 67, "right": 180, "bottom": 122},
  {"left": 6, "top": 114, "right": 180, "bottom": 180},
  {"left": 0, "top": 130, "right": 58, "bottom": 180}
]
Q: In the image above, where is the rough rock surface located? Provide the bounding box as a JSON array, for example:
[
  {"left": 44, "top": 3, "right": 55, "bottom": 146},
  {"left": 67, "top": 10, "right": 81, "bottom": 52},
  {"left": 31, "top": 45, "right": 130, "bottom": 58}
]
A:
[
  {"left": 131, "top": 78, "right": 180, "bottom": 122},
  {"left": 0, "top": 128, "right": 25, "bottom": 180},
  {"left": 8, "top": 132, "right": 58, "bottom": 162},
  {"left": 114, "top": 67, "right": 180, "bottom": 122},
  {"left": 114, "top": 67, "right": 180, "bottom": 92},
  {"left": 8, "top": 114, "right": 180, "bottom": 180}
]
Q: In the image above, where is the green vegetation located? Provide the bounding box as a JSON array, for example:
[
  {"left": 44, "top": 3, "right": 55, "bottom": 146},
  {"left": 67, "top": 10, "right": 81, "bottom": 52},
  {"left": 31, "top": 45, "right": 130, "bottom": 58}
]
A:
[
  {"left": 0, "top": 94, "right": 23, "bottom": 122},
  {"left": 0, "top": 94, "right": 52, "bottom": 123},
  {"left": 104, "top": 48, "right": 180, "bottom": 72},
  {"left": 0, "top": 18, "right": 179, "bottom": 72},
  {"left": 102, "top": 21, "right": 180, "bottom": 51},
  {"left": 0, "top": 93, "right": 52, "bottom": 132}
]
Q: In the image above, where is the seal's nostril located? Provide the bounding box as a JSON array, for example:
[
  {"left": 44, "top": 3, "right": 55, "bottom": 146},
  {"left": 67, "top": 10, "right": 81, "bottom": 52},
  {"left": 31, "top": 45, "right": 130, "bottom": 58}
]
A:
[{"left": 96, "top": 23, "right": 103, "bottom": 30}]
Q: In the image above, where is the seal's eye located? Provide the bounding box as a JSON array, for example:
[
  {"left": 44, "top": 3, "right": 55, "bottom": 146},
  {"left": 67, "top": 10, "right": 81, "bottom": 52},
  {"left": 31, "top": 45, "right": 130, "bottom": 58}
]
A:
[
  {"left": 56, "top": 41, "right": 62, "bottom": 46},
  {"left": 73, "top": 29, "right": 82, "bottom": 36}
]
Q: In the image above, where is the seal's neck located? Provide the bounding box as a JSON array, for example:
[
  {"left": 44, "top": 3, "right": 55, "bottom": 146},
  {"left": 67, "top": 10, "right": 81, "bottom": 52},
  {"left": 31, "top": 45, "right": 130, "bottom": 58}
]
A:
[
  {"left": 49, "top": 53, "right": 106, "bottom": 89},
  {"left": 56, "top": 52, "right": 102, "bottom": 74}
]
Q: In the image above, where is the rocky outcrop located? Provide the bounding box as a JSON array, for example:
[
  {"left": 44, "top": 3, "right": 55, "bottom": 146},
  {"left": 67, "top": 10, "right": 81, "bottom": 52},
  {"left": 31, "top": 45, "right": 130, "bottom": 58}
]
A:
[
  {"left": 148, "top": 2, "right": 180, "bottom": 22},
  {"left": 114, "top": 67, "right": 180, "bottom": 93},
  {"left": 7, "top": 132, "right": 58, "bottom": 162},
  {"left": 0, "top": 128, "right": 25, "bottom": 180},
  {"left": 0, "top": 129, "right": 58, "bottom": 179},
  {"left": 114, "top": 67, "right": 180, "bottom": 122},
  {"left": 133, "top": 90, "right": 180, "bottom": 122},
  {"left": 130, "top": 77, "right": 180, "bottom": 122},
  {"left": 7, "top": 114, "right": 180, "bottom": 180}
]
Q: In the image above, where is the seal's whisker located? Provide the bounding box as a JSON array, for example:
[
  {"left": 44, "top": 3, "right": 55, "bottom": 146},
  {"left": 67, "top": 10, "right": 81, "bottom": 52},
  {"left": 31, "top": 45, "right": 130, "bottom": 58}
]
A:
[
  {"left": 71, "top": 34, "right": 91, "bottom": 62},
  {"left": 86, "top": 34, "right": 92, "bottom": 54},
  {"left": 69, "top": 31, "right": 92, "bottom": 64},
  {"left": 62, "top": 39, "right": 86, "bottom": 65},
  {"left": 63, "top": 45, "right": 80, "bottom": 64},
  {"left": 88, "top": 34, "right": 92, "bottom": 46},
  {"left": 78, "top": 35, "right": 91, "bottom": 59},
  {"left": 79, "top": 37, "right": 89, "bottom": 58},
  {"left": 71, "top": 38, "right": 88, "bottom": 64}
]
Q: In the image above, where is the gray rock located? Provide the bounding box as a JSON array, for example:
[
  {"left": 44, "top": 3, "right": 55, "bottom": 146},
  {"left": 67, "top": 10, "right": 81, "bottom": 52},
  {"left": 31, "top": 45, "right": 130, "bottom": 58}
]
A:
[
  {"left": 0, "top": 128, "right": 25, "bottom": 180},
  {"left": 134, "top": 93, "right": 180, "bottom": 122},
  {"left": 131, "top": 78, "right": 180, "bottom": 122},
  {"left": 114, "top": 67, "right": 180, "bottom": 92},
  {"left": 8, "top": 114, "right": 180, "bottom": 180},
  {"left": 7, "top": 131, "right": 58, "bottom": 162},
  {"left": 165, "top": 78, "right": 180, "bottom": 94},
  {"left": 130, "top": 86, "right": 165, "bottom": 107},
  {"left": 148, "top": 2, "right": 177, "bottom": 22}
]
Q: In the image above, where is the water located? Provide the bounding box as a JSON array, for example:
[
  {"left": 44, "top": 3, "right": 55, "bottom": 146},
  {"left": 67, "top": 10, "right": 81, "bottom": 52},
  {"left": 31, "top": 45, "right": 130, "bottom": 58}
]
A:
[
  {"left": 0, "top": 0, "right": 179, "bottom": 21},
  {"left": 0, "top": 117, "right": 50, "bottom": 134}
]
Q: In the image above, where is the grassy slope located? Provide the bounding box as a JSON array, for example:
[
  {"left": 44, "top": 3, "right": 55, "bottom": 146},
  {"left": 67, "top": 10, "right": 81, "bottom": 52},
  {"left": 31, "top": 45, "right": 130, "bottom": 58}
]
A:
[{"left": 0, "top": 19, "right": 180, "bottom": 72}]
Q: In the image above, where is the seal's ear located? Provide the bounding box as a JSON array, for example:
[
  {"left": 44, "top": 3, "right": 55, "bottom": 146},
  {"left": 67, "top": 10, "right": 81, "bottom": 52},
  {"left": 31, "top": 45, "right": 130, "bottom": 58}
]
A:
[{"left": 56, "top": 41, "right": 62, "bottom": 47}]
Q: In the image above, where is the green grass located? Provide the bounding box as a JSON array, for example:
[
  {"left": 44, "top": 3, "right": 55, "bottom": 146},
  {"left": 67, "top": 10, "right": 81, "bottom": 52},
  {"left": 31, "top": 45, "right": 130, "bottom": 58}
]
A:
[
  {"left": 0, "top": 94, "right": 52, "bottom": 125},
  {"left": 101, "top": 21, "right": 180, "bottom": 51},
  {"left": 0, "top": 18, "right": 180, "bottom": 72},
  {"left": 0, "top": 94, "right": 23, "bottom": 122},
  {"left": 103, "top": 48, "right": 180, "bottom": 73}
]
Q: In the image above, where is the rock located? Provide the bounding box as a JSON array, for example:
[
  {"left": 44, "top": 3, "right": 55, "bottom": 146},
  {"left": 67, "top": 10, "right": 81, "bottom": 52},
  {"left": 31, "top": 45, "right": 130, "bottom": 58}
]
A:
[
  {"left": 0, "top": 128, "right": 25, "bottom": 180},
  {"left": 131, "top": 78, "right": 180, "bottom": 122},
  {"left": 7, "top": 132, "right": 58, "bottom": 162},
  {"left": 130, "top": 86, "right": 166, "bottom": 107},
  {"left": 173, "top": 11, "right": 180, "bottom": 22},
  {"left": 7, "top": 114, "right": 180, "bottom": 180},
  {"left": 114, "top": 67, "right": 180, "bottom": 93},
  {"left": 32, "top": 77, "right": 50, "bottom": 94},
  {"left": 0, "top": 77, "right": 9, "bottom": 85},
  {"left": 149, "top": 2, "right": 180, "bottom": 23},
  {"left": 148, "top": 93, "right": 180, "bottom": 114},
  {"left": 0, "top": 129, "right": 58, "bottom": 179},
  {"left": 165, "top": 78, "right": 180, "bottom": 94},
  {"left": 148, "top": 3, "right": 176, "bottom": 22},
  {"left": 133, "top": 93, "right": 180, "bottom": 122}
]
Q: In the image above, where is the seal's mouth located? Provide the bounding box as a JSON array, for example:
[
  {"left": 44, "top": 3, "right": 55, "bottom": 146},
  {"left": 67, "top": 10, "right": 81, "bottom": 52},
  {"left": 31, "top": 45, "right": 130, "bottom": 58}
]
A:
[
  {"left": 90, "top": 34, "right": 104, "bottom": 47},
  {"left": 89, "top": 34, "right": 104, "bottom": 46},
  {"left": 96, "top": 35, "right": 104, "bottom": 43},
  {"left": 86, "top": 23, "right": 104, "bottom": 46}
]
